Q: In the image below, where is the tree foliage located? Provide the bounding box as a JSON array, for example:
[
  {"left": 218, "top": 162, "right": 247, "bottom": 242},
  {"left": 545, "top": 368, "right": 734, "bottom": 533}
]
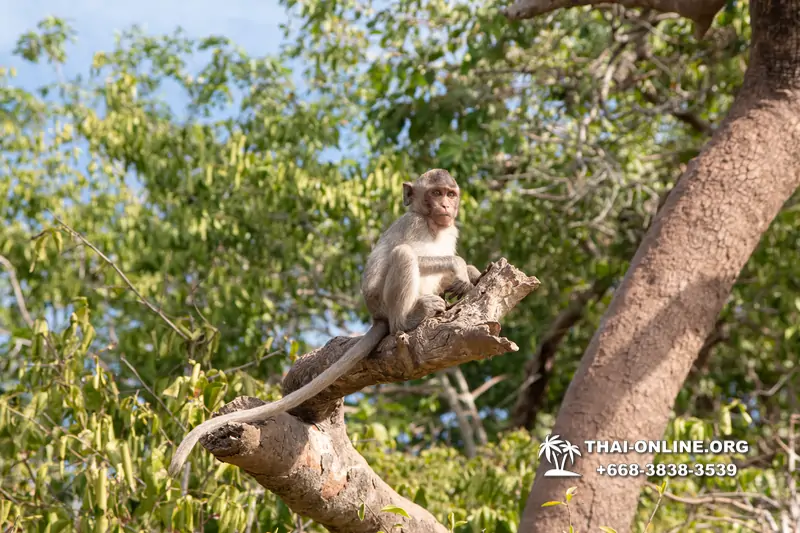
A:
[{"left": 1, "top": 3, "right": 798, "bottom": 531}]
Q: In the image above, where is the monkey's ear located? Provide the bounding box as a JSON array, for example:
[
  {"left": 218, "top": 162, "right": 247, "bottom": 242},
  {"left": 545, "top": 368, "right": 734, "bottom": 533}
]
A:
[{"left": 402, "top": 182, "right": 414, "bottom": 206}]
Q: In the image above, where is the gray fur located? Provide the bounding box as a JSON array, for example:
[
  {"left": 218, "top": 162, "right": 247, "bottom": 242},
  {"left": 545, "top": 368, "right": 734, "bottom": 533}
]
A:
[
  {"left": 167, "top": 169, "right": 480, "bottom": 478},
  {"left": 418, "top": 255, "right": 457, "bottom": 274}
]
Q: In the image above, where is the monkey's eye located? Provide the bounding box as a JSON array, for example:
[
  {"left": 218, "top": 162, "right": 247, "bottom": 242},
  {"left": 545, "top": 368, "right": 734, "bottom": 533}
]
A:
[
  {"left": 447, "top": 191, "right": 456, "bottom": 198},
  {"left": 432, "top": 190, "right": 442, "bottom": 196}
]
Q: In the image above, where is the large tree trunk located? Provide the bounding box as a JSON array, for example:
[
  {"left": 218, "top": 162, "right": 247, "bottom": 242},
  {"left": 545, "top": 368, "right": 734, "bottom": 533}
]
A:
[{"left": 506, "top": 0, "right": 800, "bottom": 531}]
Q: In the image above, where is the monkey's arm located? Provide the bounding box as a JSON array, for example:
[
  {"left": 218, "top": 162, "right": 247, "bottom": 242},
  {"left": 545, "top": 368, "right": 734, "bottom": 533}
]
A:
[
  {"left": 465, "top": 263, "right": 482, "bottom": 284},
  {"left": 417, "top": 256, "right": 462, "bottom": 275},
  {"left": 418, "top": 256, "right": 481, "bottom": 282},
  {"left": 361, "top": 244, "right": 388, "bottom": 296}
]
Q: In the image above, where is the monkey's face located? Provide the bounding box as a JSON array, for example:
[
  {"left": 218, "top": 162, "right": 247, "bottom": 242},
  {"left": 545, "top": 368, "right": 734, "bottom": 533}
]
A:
[
  {"left": 404, "top": 169, "right": 461, "bottom": 227},
  {"left": 425, "top": 185, "right": 460, "bottom": 227}
]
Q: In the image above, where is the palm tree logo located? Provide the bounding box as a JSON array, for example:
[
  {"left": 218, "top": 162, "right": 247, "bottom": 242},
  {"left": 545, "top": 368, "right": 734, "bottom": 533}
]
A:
[{"left": 538, "top": 434, "right": 582, "bottom": 477}]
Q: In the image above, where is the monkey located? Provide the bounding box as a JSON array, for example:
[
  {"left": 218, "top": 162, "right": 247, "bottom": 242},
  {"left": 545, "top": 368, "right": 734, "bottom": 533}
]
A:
[{"left": 167, "top": 168, "right": 481, "bottom": 477}]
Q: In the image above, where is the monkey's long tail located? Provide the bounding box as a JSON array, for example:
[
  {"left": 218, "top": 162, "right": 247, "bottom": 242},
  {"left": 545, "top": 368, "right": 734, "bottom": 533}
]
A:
[{"left": 167, "top": 321, "right": 390, "bottom": 477}]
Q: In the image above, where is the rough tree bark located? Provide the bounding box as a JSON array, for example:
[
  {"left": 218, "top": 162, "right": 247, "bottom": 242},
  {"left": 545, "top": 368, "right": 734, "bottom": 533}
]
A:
[
  {"left": 505, "top": 0, "right": 800, "bottom": 531},
  {"left": 199, "top": 259, "right": 539, "bottom": 532}
]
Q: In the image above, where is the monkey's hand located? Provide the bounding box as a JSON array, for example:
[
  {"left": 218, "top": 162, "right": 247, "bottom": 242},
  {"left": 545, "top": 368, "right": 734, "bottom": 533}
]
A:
[
  {"left": 467, "top": 264, "right": 482, "bottom": 285},
  {"left": 446, "top": 256, "right": 475, "bottom": 297}
]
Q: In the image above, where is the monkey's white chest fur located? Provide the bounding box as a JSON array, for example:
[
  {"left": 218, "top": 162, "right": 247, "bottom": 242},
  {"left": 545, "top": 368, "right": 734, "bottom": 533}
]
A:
[{"left": 413, "top": 228, "right": 458, "bottom": 296}]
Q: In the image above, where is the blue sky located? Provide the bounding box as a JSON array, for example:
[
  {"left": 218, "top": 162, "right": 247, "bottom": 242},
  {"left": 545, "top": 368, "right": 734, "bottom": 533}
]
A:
[
  {"left": 1, "top": 1, "right": 360, "bottom": 160},
  {"left": 1, "top": 0, "right": 290, "bottom": 87}
]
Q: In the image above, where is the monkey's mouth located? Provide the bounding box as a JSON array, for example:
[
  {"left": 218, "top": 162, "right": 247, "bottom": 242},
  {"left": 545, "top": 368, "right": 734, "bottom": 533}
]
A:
[{"left": 432, "top": 213, "right": 453, "bottom": 226}]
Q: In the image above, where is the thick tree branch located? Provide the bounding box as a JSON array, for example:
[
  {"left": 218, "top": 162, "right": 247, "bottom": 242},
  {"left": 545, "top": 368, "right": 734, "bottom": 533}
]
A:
[
  {"left": 203, "top": 398, "right": 445, "bottom": 533},
  {"left": 504, "top": 0, "right": 726, "bottom": 39},
  {"left": 198, "top": 258, "right": 538, "bottom": 533},
  {"left": 282, "top": 258, "right": 539, "bottom": 422}
]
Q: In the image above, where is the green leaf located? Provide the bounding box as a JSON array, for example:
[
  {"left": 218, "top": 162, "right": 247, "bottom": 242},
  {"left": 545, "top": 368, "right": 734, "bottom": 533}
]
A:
[
  {"left": 719, "top": 407, "right": 732, "bottom": 435},
  {"left": 381, "top": 505, "right": 410, "bottom": 519}
]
